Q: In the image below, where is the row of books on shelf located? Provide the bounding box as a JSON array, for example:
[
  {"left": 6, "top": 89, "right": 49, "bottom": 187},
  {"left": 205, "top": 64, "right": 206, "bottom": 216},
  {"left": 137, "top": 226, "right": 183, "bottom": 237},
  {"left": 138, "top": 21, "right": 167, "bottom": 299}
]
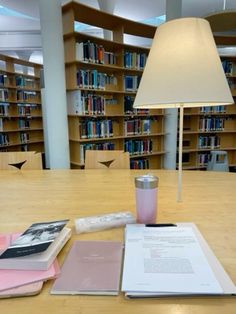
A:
[
  {"left": 130, "top": 158, "right": 149, "bottom": 169},
  {"left": 200, "top": 105, "right": 226, "bottom": 113},
  {"left": 66, "top": 91, "right": 152, "bottom": 116},
  {"left": 0, "top": 74, "right": 37, "bottom": 88},
  {"left": 0, "top": 118, "right": 36, "bottom": 130},
  {"left": 0, "top": 89, "right": 39, "bottom": 102},
  {"left": 79, "top": 118, "right": 155, "bottom": 139},
  {"left": 67, "top": 90, "right": 117, "bottom": 115},
  {"left": 199, "top": 117, "right": 225, "bottom": 131},
  {"left": 198, "top": 135, "right": 220, "bottom": 148},
  {"left": 79, "top": 143, "right": 115, "bottom": 164},
  {"left": 76, "top": 70, "right": 141, "bottom": 92},
  {"left": 76, "top": 41, "right": 116, "bottom": 65},
  {"left": 80, "top": 119, "right": 114, "bottom": 139},
  {"left": 0, "top": 220, "right": 71, "bottom": 298},
  {"left": 0, "top": 103, "right": 39, "bottom": 117},
  {"left": 19, "top": 132, "right": 30, "bottom": 144},
  {"left": 124, "top": 138, "right": 152, "bottom": 156},
  {"left": 77, "top": 70, "right": 117, "bottom": 90},
  {"left": 198, "top": 152, "right": 211, "bottom": 165},
  {"left": 226, "top": 77, "right": 236, "bottom": 89},
  {"left": 124, "top": 75, "right": 141, "bottom": 92},
  {"left": 0, "top": 133, "right": 9, "bottom": 146},
  {"left": 124, "top": 118, "right": 151, "bottom": 136},
  {"left": 221, "top": 60, "right": 236, "bottom": 76},
  {"left": 123, "top": 51, "right": 147, "bottom": 70},
  {"left": 0, "top": 133, "right": 37, "bottom": 146},
  {"left": 124, "top": 95, "right": 149, "bottom": 115},
  {"left": 75, "top": 40, "right": 148, "bottom": 70}
]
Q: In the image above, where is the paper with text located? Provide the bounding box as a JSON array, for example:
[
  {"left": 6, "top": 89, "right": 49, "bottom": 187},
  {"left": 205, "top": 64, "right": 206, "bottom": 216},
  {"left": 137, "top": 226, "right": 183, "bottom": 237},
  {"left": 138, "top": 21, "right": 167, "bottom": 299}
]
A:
[{"left": 122, "top": 225, "right": 223, "bottom": 294}]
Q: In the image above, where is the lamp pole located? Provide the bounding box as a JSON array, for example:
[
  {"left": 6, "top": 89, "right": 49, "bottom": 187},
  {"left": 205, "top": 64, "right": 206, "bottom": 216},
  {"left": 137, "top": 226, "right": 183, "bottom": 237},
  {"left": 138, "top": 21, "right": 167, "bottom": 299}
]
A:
[{"left": 178, "top": 104, "right": 184, "bottom": 202}]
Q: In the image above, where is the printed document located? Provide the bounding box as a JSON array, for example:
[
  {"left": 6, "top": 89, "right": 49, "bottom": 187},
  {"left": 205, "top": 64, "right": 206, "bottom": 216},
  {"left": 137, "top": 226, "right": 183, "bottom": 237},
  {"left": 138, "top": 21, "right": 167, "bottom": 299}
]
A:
[{"left": 122, "top": 225, "right": 223, "bottom": 295}]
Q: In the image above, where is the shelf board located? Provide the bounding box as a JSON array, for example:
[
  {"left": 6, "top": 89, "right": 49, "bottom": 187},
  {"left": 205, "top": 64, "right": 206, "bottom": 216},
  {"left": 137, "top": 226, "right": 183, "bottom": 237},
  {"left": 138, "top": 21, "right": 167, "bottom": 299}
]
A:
[
  {"left": 0, "top": 127, "right": 43, "bottom": 133},
  {"left": 184, "top": 112, "right": 236, "bottom": 116},
  {"left": 130, "top": 151, "right": 166, "bottom": 158},
  {"left": 62, "top": 2, "right": 156, "bottom": 39},
  {"left": 0, "top": 115, "right": 42, "bottom": 119},
  {"left": 0, "top": 139, "right": 44, "bottom": 148},
  {"left": 64, "top": 31, "right": 150, "bottom": 51},
  {"left": 0, "top": 84, "right": 40, "bottom": 91},
  {"left": 70, "top": 133, "right": 165, "bottom": 143},
  {"left": 0, "top": 69, "right": 40, "bottom": 79},
  {"left": 0, "top": 100, "right": 41, "bottom": 105},
  {"left": 181, "top": 147, "right": 236, "bottom": 153},
  {"left": 68, "top": 113, "right": 164, "bottom": 118},
  {"left": 66, "top": 87, "right": 136, "bottom": 95},
  {"left": 183, "top": 130, "right": 236, "bottom": 134},
  {"left": 66, "top": 60, "right": 144, "bottom": 74}
]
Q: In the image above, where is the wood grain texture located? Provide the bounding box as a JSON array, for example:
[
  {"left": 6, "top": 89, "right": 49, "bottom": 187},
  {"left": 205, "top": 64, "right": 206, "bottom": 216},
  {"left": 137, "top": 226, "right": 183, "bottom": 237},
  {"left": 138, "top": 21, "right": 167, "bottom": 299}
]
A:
[
  {"left": 85, "top": 150, "right": 130, "bottom": 169},
  {"left": 0, "top": 169, "right": 235, "bottom": 313},
  {"left": 0, "top": 152, "right": 42, "bottom": 170}
]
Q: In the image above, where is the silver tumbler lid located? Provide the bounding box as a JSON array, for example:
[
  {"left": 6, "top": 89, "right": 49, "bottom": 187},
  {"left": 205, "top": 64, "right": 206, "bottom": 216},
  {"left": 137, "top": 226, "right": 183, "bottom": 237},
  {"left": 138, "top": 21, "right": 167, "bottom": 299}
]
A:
[{"left": 135, "top": 174, "right": 158, "bottom": 189}]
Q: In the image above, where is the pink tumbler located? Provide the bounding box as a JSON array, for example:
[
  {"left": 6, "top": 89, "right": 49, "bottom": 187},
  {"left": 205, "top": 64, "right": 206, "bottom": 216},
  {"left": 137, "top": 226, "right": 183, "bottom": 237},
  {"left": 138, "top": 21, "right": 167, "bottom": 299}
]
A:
[{"left": 135, "top": 175, "right": 159, "bottom": 224}]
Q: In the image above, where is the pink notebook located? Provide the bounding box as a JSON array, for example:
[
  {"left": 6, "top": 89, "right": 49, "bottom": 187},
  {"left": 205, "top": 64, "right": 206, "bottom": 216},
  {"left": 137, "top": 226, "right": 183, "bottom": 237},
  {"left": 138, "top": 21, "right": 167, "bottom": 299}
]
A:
[
  {"left": 0, "top": 281, "right": 44, "bottom": 298},
  {"left": 51, "top": 241, "right": 123, "bottom": 295},
  {"left": 0, "top": 259, "right": 60, "bottom": 292}
]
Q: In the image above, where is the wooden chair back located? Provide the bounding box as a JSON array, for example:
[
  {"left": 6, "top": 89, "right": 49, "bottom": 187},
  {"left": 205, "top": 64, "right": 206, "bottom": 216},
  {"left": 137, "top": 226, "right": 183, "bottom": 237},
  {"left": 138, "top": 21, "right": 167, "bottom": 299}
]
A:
[
  {"left": 85, "top": 150, "right": 130, "bottom": 169},
  {"left": 0, "top": 151, "right": 43, "bottom": 170}
]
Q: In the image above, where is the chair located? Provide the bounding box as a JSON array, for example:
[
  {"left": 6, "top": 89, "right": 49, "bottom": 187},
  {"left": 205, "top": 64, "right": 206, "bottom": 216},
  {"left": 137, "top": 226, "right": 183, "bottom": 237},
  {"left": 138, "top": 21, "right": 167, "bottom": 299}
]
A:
[
  {"left": 207, "top": 150, "right": 229, "bottom": 172},
  {"left": 85, "top": 150, "right": 130, "bottom": 169},
  {"left": 0, "top": 151, "right": 43, "bottom": 170}
]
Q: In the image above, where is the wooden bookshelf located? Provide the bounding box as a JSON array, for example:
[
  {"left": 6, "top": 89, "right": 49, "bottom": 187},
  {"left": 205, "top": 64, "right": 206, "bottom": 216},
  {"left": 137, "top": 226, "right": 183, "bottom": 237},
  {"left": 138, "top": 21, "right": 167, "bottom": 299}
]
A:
[
  {"left": 179, "top": 55, "right": 236, "bottom": 170},
  {"left": 62, "top": 1, "right": 165, "bottom": 169},
  {"left": 0, "top": 54, "right": 44, "bottom": 153}
]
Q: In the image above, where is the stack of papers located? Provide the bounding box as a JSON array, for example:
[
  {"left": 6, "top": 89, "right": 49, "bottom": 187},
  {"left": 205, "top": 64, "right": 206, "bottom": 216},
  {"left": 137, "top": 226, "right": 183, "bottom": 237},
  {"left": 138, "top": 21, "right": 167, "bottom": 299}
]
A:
[
  {"left": 121, "top": 223, "right": 236, "bottom": 298},
  {"left": 0, "top": 220, "right": 71, "bottom": 298}
]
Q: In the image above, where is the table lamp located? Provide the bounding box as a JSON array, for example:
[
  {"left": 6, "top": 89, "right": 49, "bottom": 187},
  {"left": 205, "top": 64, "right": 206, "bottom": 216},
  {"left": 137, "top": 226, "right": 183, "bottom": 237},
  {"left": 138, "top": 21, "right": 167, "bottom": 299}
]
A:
[{"left": 133, "top": 17, "right": 234, "bottom": 202}]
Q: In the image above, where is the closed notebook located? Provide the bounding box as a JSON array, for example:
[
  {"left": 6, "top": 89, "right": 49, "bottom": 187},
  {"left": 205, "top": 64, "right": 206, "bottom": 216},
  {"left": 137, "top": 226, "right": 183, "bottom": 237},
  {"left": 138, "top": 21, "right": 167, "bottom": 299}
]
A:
[
  {"left": 0, "top": 259, "right": 60, "bottom": 292},
  {"left": 0, "top": 281, "right": 44, "bottom": 299},
  {"left": 51, "top": 240, "right": 123, "bottom": 295}
]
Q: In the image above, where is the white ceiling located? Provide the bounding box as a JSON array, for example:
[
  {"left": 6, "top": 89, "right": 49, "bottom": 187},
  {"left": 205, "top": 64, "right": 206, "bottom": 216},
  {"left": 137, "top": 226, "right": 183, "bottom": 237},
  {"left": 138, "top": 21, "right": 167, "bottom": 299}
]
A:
[{"left": 0, "top": 0, "right": 236, "bottom": 62}]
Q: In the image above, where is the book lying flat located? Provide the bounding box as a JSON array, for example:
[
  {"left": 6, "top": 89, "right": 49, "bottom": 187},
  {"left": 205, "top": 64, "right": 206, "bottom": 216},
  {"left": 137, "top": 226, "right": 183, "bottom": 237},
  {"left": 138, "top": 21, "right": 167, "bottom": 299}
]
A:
[
  {"left": 0, "top": 259, "right": 60, "bottom": 292},
  {"left": 0, "top": 219, "right": 69, "bottom": 259},
  {"left": 0, "top": 281, "right": 44, "bottom": 299},
  {"left": 51, "top": 240, "right": 123, "bottom": 295},
  {"left": 0, "top": 227, "right": 71, "bottom": 270},
  {"left": 122, "top": 223, "right": 236, "bottom": 298}
]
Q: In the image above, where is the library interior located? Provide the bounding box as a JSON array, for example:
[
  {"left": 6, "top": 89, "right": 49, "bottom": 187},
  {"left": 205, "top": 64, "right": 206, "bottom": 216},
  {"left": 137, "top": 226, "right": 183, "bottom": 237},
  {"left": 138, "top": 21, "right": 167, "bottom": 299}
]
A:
[{"left": 0, "top": 0, "right": 236, "bottom": 313}]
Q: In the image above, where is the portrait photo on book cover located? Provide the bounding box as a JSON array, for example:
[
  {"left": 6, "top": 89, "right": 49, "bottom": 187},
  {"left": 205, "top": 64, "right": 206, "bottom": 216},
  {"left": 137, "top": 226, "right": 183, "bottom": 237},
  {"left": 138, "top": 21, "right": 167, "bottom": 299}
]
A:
[{"left": 0, "top": 219, "right": 69, "bottom": 259}]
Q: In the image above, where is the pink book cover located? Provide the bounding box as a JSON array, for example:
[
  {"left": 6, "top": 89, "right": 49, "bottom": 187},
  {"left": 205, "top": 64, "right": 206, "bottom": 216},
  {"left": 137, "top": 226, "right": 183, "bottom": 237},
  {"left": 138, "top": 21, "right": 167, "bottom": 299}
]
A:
[
  {"left": 51, "top": 241, "right": 123, "bottom": 295},
  {"left": 0, "top": 256, "right": 60, "bottom": 292},
  {"left": 0, "top": 234, "right": 60, "bottom": 292}
]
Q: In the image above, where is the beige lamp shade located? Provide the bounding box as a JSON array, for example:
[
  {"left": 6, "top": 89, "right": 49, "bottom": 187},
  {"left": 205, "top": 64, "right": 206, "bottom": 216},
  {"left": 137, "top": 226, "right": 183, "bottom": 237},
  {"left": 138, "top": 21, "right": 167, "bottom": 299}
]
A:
[{"left": 133, "top": 17, "right": 234, "bottom": 109}]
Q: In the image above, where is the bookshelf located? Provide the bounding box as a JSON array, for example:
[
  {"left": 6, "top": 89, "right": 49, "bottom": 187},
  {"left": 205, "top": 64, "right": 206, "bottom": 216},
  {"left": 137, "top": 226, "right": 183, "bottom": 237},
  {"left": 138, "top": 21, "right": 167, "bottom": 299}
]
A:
[
  {"left": 62, "top": 1, "right": 165, "bottom": 169},
  {"left": 180, "top": 55, "right": 236, "bottom": 170},
  {"left": 0, "top": 54, "right": 44, "bottom": 153}
]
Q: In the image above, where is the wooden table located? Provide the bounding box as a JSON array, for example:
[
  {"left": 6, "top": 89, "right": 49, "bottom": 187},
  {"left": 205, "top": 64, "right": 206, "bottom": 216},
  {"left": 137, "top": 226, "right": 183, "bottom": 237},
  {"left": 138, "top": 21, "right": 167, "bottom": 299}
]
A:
[{"left": 0, "top": 169, "right": 235, "bottom": 314}]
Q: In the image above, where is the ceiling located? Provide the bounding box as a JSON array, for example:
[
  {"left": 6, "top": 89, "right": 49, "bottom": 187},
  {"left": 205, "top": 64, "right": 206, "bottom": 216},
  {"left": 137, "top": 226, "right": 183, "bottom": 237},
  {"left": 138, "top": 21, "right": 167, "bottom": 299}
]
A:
[{"left": 0, "top": 0, "right": 236, "bottom": 63}]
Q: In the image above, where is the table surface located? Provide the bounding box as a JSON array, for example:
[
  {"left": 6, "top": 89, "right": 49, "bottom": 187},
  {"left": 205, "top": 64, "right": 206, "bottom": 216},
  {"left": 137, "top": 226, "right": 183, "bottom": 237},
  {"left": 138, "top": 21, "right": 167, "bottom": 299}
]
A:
[{"left": 0, "top": 169, "right": 235, "bottom": 314}]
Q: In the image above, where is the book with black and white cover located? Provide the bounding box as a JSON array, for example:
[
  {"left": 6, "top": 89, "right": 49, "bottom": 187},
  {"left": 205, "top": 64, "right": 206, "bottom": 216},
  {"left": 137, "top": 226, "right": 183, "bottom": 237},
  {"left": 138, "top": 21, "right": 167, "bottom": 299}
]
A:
[
  {"left": 0, "top": 226, "right": 71, "bottom": 270},
  {"left": 0, "top": 219, "right": 69, "bottom": 259}
]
